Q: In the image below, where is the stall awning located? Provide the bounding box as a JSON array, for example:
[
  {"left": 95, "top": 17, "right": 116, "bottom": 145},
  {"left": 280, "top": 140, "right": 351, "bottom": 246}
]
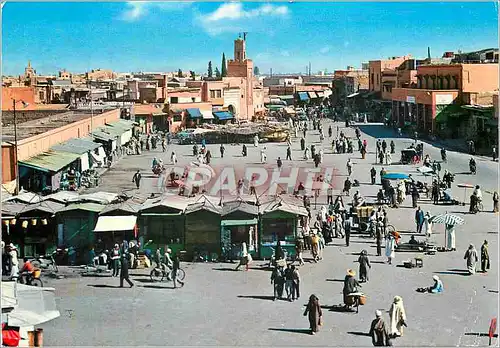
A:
[
  {"left": 19, "top": 151, "right": 81, "bottom": 173},
  {"left": 347, "top": 92, "right": 360, "bottom": 98},
  {"left": 308, "top": 92, "right": 317, "bottom": 99},
  {"left": 50, "top": 137, "right": 101, "bottom": 155},
  {"left": 213, "top": 111, "right": 234, "bottom": 120},
  {"left": 298, "top": 92, "right": 309, "bottom": 101},
  {"left": 221, "top": 218, "right": 258, "bottom": 226},
  {"left": 186, "top": 108, "right": 202, "bottom": 118},
  {"left": 93, "top": 215, "right": 137, "bottom": 232},
  {"left": 201, "top": 110, "right": 214, "bottom": 119}
]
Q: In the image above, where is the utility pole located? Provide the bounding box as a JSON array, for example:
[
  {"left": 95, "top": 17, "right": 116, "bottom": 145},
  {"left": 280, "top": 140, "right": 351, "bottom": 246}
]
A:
[
  {"left": 89, "top": 79, "right": 94, "bottom": 131},
  {"left": 13, "top": 100, "right": 19, "bottom": 195},
  {"left": 270, "top": 68, "right": 272, "bottom": 77},
  {"left": 309, "top": 62, "right": 311, "bottom": 76}
]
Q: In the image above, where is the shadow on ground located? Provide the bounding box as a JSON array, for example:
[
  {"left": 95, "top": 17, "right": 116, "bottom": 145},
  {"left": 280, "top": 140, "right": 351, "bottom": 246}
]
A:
[
  {"left": 238, "top": 295, "right": 276, "bottom": 301},
  {"left": 347, "top": 331, "right": 370, "bottom": 337},
  {"left": 268, "top": 328, "right": 311, "bottom": 335}
]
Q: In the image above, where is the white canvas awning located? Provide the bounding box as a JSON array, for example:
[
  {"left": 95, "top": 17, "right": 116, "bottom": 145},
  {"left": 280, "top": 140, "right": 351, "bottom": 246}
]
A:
[
  {"left": 93, "top": 215, "right": 137, "bottom": 232},
  {"left": 201, "top": 110, "right": 214, "bottom": 119},
  {"left": 2, "top": 282, "right": 60, "bottom": 327}
]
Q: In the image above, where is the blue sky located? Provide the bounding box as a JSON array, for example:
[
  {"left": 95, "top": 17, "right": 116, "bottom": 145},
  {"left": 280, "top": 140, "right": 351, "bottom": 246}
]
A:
[{"left": 2, "top": 1, "right": 498, "bottom": 76}]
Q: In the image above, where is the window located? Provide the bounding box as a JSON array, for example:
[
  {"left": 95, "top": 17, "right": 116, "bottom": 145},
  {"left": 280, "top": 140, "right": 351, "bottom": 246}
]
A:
[
  {"left": 216, "top": 90, "right": 222, "bottom": 98},
  {"left": 376, "top": 74, "right": 379, "bottom": 85},
  {"left": 371, "top": 73, "right": 374, "bottom": 86},
  {"left": 39, "top": 91, "right": 44, "bottom": 100},
  {"left": 192, "top": 98, "right": 196, "bottom": 102},
  {"left": 210, "top": 90, "right": 215, "bottom": 98},
  {"left": 171, "top": 97, "right": 178, "bottom": 104}
]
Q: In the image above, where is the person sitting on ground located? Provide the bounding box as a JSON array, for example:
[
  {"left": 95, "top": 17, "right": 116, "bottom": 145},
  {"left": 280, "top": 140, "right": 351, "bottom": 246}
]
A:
[
  {"left": 428, "top": 275, "right": 444, "bottom": 293},
  {"left": 408, "top": 235, "right": 418, "bottom": 245}
]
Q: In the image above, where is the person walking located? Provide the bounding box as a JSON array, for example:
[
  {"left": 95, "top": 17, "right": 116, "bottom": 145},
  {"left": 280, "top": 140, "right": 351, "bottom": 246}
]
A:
[
  {"left": 411, "top": 186, "right": 420, "bottom": 208},
  {"left": 376, "top": 222, "right": 382, "bottom": 256},
  {"left": 291, "top": 265, "right": 300, "bottom": 300},
  {"left": 493, "top": 191, "right": 499, "bottom": 213},
  {"left": 8, "top": 244, "right": 19, "bottom": 280},
  {"left": 328, "top": 125, "right": 332, "bottom": 138},
  {"left": 423, "top": 212, "right": 433, "bottom": 238},
  {"left": 277, "top": 157, "right": 283, "bottom": 170},
  {"left": 370, "top": 310, "right": 391, "bottom": 346},
  {"left": 446, "top": 224, "right": 456, "bottom": 251},
  {"left": 481, "top": 240, "right": 490, "bottom": 273},
  {"left": 390, "top": 140, "right": 395, "bottom": 154},
  {"left": 389, "top": 296, "right": 407, "bottom": 337},
  {"left": 295, "top": 236, "right": 305, "bottom": 266},
  {"left": 464, "top": 244, "right": 478, "bottom": 275},
  {"left": 172, "top": 253, "right": 184, "bottom": 288},
  {"left": 358, "top": 250, "right": 371, "bottom": 282},
  {"left": 132, "top": 170, "right": 142, "bottom": 189},
  {"left": 235, "top": 242, "right": 252, "bottom": 271},
  {"left": 111, "top": 244, "right": 121, "bottom": 277},
  {"left": 284, "top": 265, "right": 294, "bottom": 301},
  {"left": 271, "top": 267, "right": 285, "bottom": 300},
  {"left": 242, "top": 144, "right": 248, "bottom": 157},
  {"left": 493, "top": 145, "right": 497, "bottom": 161},
  {"left": 119, "top": 252, "right": 134, "bottom": 288},
  {"left": 346, "top": 159, "right": 353, "bottom": 176},
  {"left": 220, "top": 144, "right": 225, "bottom": 158},
  {"left": 415, "top": 207, "right": 424, "bottom": 234},
  {"left": 344, "top": 215, "right": 352, "bottom": 247},
  {"left": 300, "top": 137, "right": 305, "bottom": 151},
  {"left": 171, "top": 151, "right": 178, "bottom": 164},
  {"left": 260, "top": 146, "right": 267, "bottom": 163},
  {"left": 286, "top": 146, "right": 292, "bottom": 161},
  {"left": 385, "top": 234, "right": 396, "bottom": 264},
  {"left": 370, "top": 167, "right": 376, "bottom": 185},
  {"left": 303, "top": 294, "right": 322, "bottom": 335}
]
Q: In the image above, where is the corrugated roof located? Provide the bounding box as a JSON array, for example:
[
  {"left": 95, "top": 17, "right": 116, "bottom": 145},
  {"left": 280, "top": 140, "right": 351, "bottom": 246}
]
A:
[
  {"left": 140, "top": 195, "right": 192, "bottom": 212},
  {"left": 59, "top": 202, "right": 105, "bottom": 213},
  {"left": 51, "top": 137, "right": 102, "bottom": 155},
  {"left": 41, "top": 191, "right": 79, "bottom": 204},
  {"left": 1, "top": 202, "right": 27, "bottom": 216},
  {"left": 99, "top": 200, "right": 141, "bottom": 215},
  {"left": 91, "top": 129, "right": 118, "bottom": 141},
  {"left": 261, "top": 197, "right": 308, "bottom": 216},
  {"left": 19, "top": 201, "right": 65, "bottom": 215},
  {"left": 19, "top": 151, "right": 81, "bottom": 173},
  {"left": 222, "top": 201, "right": 259, "bottom": 216},
  {"left": 3, "top": 191, "right": 41, "bottom": 204},
  {"left": 68, "top": 192, "right": 118, "bottom": 205},
  {"left": 106, "top": 119, "right": 137, "bottom": 131},
  {"left": 185, "top": 201, "right": 222, "bottom": 215}
]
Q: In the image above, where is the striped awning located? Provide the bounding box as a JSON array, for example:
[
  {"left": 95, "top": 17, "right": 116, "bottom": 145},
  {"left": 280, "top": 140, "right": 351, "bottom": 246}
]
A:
[{"left": 429, "top": 214, "right": 464, "bottom": 226}]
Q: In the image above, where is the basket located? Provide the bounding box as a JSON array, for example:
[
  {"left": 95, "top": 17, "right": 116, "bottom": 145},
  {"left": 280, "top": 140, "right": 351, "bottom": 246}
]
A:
[
  {"left": 359, "top": 295, "right": 367, "bottom": 305},
  {"left": 33, "top": 270, "right": 41, "bottom": 278}
]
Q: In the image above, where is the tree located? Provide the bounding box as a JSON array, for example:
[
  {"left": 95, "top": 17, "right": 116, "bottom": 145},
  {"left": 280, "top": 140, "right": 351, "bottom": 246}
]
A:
[
  {"left": 208, "top": 61, "right": 213, "bottom": 78},
  {"left": 190, "top": 71, "right": 196, "bottom": 80},
  {"left": 215, "top": 67, "right": 221, "bottom": 79},
  {"left": 178, "top": 69, "right": 183, "bottom": 77},
  {"left": 253, "top": 66, "right": 260, "bottom": 76},
  {"left": 221, "top": 53, "right": 227, "bottom": 77}
]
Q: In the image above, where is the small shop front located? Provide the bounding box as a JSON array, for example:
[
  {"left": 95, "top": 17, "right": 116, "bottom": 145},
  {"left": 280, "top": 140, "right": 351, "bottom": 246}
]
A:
[
  {"left": 93, "top": 215, "right": 138, "bottom": 250},
  {"left": 221, "top": 202, "right": 260, "bottom": 258},
  {"left": 259, "top": 212, "right": 299, "bottom": 259},
  {"left": 220, "top": 219, "right": 259, "bottom": 259}
]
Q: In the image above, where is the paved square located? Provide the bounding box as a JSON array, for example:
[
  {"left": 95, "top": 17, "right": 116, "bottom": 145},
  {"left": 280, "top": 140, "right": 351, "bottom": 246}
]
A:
[{"left": 42, "top": 122, "right": 498, "bottom": 347}]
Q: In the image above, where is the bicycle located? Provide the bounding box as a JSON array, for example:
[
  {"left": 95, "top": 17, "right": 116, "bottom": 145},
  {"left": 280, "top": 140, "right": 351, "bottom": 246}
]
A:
[
  {"left": 32, "top": 252, "right": 58, "bottom": 273},
  {"left": 150, "top": 264, "right": 185, "bottom": 282},
  {"left": 17, "top": 271, "right": 43, "bottom": 287}
]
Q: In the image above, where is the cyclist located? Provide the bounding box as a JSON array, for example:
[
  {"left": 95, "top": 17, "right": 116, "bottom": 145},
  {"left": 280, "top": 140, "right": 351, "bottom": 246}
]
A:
[{"left": 19, "top": 258, "right": 37, "bottom": 285}]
